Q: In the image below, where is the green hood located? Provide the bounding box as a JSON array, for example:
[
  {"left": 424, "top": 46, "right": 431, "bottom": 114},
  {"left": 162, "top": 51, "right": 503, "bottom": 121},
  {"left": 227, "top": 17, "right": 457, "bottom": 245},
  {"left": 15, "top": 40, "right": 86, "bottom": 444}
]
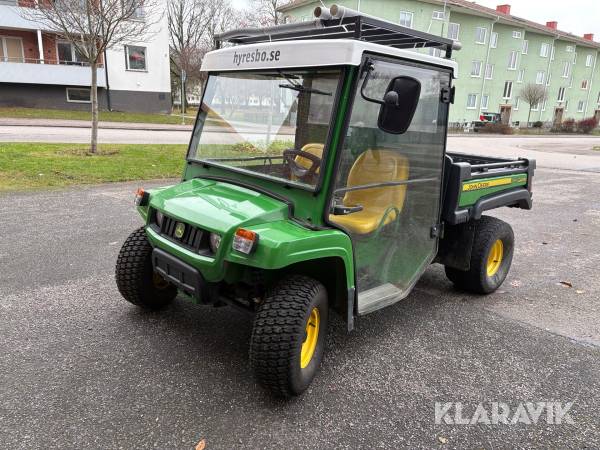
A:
[{"left": 149, "top": 178, "right": 288, "bottom": 233}]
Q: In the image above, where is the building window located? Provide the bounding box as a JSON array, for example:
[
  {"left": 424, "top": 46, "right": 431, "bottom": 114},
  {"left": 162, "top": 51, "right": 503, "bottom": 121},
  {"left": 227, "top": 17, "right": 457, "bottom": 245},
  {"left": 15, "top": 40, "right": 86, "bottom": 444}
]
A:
[
  {"left": 475, "top": 27, "right": 487, "bottom": 45},
  {"left": 57, "top": 41, "right": 85, "bottom": 65},
  {"left": 508, "top": 51, "right": 518, "bottom": 70},
  {"left": 578, "top": 100, "right": 585, "bottom": 112},
  {"left": 432, "top": 10, "right": 445, "bottom": 20},
  {"left": 471, "top": 60, "right": 482, "bottom": 77},
  {"left": 541, "top": 100, "right": 547, "bottom": 111},
  {"left": 121, "top": 0, "right": 145, "bottom": 19},
  {"left": 481, "top": 94, "right": 489, "bottom": 110},
  {"left": 448, "top": 22, "right": 460, "bottom": 40},
  {"left": 66, "top": 88, "right": 91, "bottom": 103},
  {"left": 517, "top": 69, "right": 525, "bottom": 83},
  {"left": 558, "top": 87, "right": 566, "bottom": 102},
  {"left": 586, "top": 54, "right": 594, "bottom": 67},
  {"left": 574, "top": 52, "right": 578, "bottom": 64},
  {"left": 550, "top": 45, "right": 555, "bottom": 61},
  {"left": 522, "top": 40, "right": 529, "bottom": 54},
  {"left": 503, "top": 81, "right": 513, "bottom": 100},
  {"left": 562, "top": 61, "right": 571, "bottom": 78},
  {"left": 512, "top": 31, "right": 522, "bottom": 39},
  {"left": 514, "top": 97, "right": 520, "bottom": 110},
  {"left": 535, "top": 71, "right": 545, "bottom": 85},
  {"left": 125, "top": 45, "right": 147, "bottom": 71},
  {"left": 0, "top": 36, "right": 24, "bottom": 63},
  {"left": 467, "top": 94, "right": 478, "bottom": 109},
  {"left": 399, "top": 11, "right": 413, "bottom": 28},
  {"left": 566, "top": 45, "right": 575, "bottom": 53},
  {"left": 540, "top": 43, "right": 550, "bottom": 58},
  {"left": 581, "top": 79, "right": 589, "bottom": 90},
  {"left": 485, "top": 63, "right": 494, "bottom": 79},
  {"left": 490, "top": 32, "right": 498, "bottom": 48},
  {"left": 429, "top": 48, "right": 443, "bottom": 58}
]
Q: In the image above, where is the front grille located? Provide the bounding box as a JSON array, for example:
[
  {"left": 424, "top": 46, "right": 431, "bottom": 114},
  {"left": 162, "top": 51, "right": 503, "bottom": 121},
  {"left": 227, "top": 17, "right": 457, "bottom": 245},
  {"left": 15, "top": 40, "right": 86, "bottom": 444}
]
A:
[{"left": 152, "top": 211, "right": 209, "bottom": 253}]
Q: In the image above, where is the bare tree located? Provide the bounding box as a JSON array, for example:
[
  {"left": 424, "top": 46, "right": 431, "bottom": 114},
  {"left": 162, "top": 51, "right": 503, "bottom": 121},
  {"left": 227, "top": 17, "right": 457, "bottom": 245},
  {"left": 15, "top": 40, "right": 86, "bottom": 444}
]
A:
[
  {"left": 203, "top": 0, "right": 245, "bottom": 48},
  {"left": 251, "top": 0, "right": 285, "bottom": 26},
  {"left": 168, "top": 0, "right": 209, "bottom": 112},
  {"left": 519, "top": 83, "right": 548, "bottom": 127},
  {"left": 21, "top": 0, "right": 161, "bottom": 153}
]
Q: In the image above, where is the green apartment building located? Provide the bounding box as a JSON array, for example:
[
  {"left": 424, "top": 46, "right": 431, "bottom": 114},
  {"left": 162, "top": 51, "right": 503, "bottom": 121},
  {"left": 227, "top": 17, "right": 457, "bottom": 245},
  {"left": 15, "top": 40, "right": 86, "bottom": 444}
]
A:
[{"left": 278, "top": 0, "right": 600, "bottom": 126}]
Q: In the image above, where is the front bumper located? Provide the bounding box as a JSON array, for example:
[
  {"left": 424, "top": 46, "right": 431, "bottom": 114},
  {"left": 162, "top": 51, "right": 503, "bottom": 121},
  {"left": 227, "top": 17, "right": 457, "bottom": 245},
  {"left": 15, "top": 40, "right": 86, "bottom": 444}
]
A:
[
  {"left": 152, "top": 248, "right": 205, "bottom": 299},
  {"left": 145, "top": 226, "right": 224, "bottom": 282}
]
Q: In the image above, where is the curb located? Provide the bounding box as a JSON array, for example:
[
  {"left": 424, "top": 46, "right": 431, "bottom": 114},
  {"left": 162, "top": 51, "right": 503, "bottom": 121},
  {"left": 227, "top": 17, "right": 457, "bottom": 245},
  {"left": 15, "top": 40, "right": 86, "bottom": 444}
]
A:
[{"left": 0, "top": 118, "right": 193, "bottom": 132}]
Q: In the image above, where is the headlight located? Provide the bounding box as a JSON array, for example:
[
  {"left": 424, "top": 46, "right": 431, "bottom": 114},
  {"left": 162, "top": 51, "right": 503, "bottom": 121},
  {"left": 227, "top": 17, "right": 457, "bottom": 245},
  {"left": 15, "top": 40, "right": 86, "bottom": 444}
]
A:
[
  {"left": 209, "top": 233, "right": 222, "bottom": 253},
  {"left": 155, "top": 210, "right": 164, "bottom": 227},
  {"left": 232, "top": 228, "right": 258, "bottom": 254}
]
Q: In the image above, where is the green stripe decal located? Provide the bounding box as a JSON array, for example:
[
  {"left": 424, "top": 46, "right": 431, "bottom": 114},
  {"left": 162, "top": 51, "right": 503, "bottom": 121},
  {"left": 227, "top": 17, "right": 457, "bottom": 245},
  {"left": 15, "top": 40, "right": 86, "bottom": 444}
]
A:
[{"left": 459, "top": 174, "right": 528, "bottom": 207}]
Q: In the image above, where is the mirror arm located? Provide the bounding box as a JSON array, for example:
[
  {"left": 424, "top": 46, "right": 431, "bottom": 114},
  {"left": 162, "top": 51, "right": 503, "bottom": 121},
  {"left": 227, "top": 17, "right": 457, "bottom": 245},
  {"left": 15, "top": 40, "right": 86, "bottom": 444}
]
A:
[{"left": 359, "top": 60, "right": 385, "bottom": 106}]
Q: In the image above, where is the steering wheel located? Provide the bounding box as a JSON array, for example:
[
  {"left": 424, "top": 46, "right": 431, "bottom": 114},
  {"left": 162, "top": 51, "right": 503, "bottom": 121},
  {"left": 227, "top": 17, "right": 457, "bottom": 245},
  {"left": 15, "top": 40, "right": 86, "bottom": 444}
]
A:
[{"left": 283, "top": 148, "right": 322, "bottom": 182}]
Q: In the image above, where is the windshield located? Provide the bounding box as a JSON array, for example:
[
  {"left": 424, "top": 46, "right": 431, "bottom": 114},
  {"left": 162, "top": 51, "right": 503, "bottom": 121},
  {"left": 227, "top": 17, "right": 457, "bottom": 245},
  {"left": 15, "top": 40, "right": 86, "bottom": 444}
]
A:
[{"left": 188, "top": 69, "right": 342, "bottom": 189}]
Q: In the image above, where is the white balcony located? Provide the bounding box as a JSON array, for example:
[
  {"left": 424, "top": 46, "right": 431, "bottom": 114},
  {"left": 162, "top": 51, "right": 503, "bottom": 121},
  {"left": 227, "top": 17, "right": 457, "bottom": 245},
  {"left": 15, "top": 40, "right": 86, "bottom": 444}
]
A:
[
  {"left": 0, "top": 5, "right": 46, "bottom": 31},
  {"left": 0, "top": 61, "right": 107, "bottom": 87}
]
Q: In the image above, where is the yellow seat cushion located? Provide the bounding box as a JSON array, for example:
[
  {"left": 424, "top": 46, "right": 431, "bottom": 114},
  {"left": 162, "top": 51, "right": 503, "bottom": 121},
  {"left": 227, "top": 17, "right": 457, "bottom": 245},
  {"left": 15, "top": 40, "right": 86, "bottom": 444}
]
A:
[{"left": 330, "top": 149, "right": 409, "bottom": 235}]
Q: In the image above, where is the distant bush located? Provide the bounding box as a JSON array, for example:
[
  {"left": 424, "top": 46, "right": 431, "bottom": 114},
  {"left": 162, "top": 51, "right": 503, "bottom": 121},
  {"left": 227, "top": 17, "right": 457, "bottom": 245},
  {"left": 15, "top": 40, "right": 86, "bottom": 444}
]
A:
[
  {"left": 576, "top": 117, "right": 599, "bottom": 134},
  {"left": 231, "top": 142, "right": 260, "bottom": 153},
  {"left": 562, "top": 118, "right": 576, "bottom": 133},
  {"left": 532, "top": 121, "right": 544, "bottom": 128},
  {"left": 480, "top": 122, "right": 514, "bottom": 135}
]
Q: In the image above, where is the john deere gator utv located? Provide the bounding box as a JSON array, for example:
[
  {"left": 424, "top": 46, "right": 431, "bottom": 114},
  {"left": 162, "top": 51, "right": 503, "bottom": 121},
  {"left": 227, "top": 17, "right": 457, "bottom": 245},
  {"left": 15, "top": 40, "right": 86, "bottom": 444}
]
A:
[{"left": 115, "top": 5, "right": 535, "bottom": 397}]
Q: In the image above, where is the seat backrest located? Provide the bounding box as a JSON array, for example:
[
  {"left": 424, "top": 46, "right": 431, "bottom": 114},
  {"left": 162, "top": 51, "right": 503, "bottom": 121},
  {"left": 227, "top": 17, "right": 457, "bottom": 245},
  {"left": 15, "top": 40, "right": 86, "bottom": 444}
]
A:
[
  {"left": 294, "top": 143, "right": 324, "bottom": 173},
  {"left": 343, "top": 149, "right": 409, "bottom": 212}
]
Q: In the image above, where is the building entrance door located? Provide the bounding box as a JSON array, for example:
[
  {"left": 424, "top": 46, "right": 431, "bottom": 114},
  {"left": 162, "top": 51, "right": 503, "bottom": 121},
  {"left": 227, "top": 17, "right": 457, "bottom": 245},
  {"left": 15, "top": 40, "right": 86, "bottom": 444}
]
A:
[
  {"left": 500, "top": 105, "right": 512, "bottom": 125},
  {"left": 553, "top": 107, "right": 564, "bottom": 127}
]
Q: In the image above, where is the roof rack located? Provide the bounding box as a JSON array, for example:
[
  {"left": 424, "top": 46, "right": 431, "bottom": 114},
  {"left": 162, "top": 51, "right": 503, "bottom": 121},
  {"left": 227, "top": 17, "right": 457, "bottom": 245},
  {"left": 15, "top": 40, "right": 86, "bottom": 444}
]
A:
[{"left": 215, "top": 5, "right": 458, "bottom": 59}]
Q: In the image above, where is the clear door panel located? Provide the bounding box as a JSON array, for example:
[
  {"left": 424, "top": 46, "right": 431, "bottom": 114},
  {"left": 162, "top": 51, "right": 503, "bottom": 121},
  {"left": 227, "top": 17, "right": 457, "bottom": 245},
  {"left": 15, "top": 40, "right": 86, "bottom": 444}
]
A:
[{"left": 329, "top": 59, "right": 450, "bottom": 313}]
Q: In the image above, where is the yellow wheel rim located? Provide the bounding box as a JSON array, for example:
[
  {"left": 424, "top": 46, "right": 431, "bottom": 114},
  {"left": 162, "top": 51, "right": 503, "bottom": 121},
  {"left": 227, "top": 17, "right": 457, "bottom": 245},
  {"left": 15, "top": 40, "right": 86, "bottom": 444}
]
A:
[
  {"left": 486, "top": 239, "right": 504, "bottom": 277},
  {"left": 152, "top": 272, "right": 170, "bottom": 290},
  {"left": 300, "top": 307, "right": 320, "bottom": 369}
]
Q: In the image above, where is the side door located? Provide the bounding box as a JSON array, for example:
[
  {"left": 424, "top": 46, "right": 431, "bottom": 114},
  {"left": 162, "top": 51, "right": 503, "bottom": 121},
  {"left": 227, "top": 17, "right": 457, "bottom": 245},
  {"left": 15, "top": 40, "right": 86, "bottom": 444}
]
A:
[{"left": 329, "top": 56, "right": 451, "bottom": 314}]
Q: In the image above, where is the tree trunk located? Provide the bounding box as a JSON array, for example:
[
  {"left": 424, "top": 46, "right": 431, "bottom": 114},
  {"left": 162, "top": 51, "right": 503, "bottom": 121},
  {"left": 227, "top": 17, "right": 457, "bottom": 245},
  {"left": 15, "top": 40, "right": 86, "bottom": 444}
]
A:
[
  {"left": 527, "top": 107, "right": 532, "bottom": 128},
  {"left": 90, "top": 62, "right": 99, "bottom": 154}
]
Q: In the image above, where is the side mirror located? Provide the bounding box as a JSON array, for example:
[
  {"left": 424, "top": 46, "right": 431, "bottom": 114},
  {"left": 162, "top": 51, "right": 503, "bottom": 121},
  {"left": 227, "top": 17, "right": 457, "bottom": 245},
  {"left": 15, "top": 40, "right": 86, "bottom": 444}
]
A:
[{"left": 378, "top": 76, "right": 421, "bottom": 134}]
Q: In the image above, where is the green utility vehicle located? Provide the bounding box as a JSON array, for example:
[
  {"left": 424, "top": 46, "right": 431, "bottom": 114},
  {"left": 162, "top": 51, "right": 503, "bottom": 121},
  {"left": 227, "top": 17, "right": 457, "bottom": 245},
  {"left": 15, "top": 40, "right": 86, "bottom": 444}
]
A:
[{"left": 116, "top": 6, "right": 535, "bottom": 397}]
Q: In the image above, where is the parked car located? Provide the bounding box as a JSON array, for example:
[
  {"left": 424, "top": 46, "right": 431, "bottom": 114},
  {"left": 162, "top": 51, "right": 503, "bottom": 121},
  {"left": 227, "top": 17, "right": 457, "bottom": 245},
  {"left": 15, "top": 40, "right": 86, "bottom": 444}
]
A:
[{"left": 473, "top": 112, "right": 502, "bottom": 132}]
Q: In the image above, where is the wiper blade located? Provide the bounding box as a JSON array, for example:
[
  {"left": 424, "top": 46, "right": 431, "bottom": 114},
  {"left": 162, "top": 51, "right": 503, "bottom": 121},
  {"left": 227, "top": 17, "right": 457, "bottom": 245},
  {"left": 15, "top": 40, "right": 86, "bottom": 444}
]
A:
[{"left": 278, "top": 83, "right": 332, "bottom": 96}]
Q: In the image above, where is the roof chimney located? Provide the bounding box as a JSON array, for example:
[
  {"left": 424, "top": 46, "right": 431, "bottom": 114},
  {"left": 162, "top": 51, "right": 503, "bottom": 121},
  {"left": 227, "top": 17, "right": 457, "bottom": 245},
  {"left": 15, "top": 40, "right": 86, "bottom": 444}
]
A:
[
  {"left": 496, "top": 4, "right": 511, "bottom": 15},
  {"left": 584, "top": 33, "right": 594, "bottom": 41},
  {"left": 546, "top": 21, "right": 558, "bottom": 30}
]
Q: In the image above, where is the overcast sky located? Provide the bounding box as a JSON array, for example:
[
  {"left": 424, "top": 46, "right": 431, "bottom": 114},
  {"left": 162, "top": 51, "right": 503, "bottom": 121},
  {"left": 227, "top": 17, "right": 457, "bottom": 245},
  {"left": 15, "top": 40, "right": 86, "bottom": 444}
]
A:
[
  {"left": 231, "top": 0, "right": 600, "bottom": 39},
  {"left": 475, "top": 0, "right": 599, "bottom": 38}
]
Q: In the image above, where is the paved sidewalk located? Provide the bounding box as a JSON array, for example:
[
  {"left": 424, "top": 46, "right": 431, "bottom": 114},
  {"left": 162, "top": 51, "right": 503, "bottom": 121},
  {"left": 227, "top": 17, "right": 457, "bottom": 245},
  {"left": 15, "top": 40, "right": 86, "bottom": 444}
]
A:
[{"left": 0, "top": 117, "right": 193, "bottom": 131}]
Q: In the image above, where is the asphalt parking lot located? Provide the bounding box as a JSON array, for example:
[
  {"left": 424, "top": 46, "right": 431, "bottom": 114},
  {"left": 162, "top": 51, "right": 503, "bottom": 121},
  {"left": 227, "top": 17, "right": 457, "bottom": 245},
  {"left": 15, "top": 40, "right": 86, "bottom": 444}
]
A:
[{"left": 1, "top": 139, "right": 600, "bottom": 449}]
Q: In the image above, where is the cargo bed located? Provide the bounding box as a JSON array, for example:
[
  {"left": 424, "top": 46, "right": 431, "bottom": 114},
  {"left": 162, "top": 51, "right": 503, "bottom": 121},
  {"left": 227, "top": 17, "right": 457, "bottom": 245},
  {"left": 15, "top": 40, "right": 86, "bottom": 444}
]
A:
[{"left": 442, "top": 152, "right": 535, "bottom": 225}]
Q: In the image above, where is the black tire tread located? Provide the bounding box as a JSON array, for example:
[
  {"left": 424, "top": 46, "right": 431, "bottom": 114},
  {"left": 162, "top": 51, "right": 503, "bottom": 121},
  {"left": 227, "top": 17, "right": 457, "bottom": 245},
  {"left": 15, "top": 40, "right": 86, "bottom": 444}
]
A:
[
  {"left": 115, "top": 227, "right": 176, "bottom": 309},
  {"left": 249, "top": 275, "right": 324, "bottom": 397},
  {"left": 445, "top": 216, "right": 514, "bottom": 294}
]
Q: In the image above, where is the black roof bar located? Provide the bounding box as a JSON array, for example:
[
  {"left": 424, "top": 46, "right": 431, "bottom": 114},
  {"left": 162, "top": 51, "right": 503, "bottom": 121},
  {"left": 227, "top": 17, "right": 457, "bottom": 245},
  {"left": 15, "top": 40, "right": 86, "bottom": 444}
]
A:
[{"left": 215, "top": 12, "right": 458, "bottom": 59}]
